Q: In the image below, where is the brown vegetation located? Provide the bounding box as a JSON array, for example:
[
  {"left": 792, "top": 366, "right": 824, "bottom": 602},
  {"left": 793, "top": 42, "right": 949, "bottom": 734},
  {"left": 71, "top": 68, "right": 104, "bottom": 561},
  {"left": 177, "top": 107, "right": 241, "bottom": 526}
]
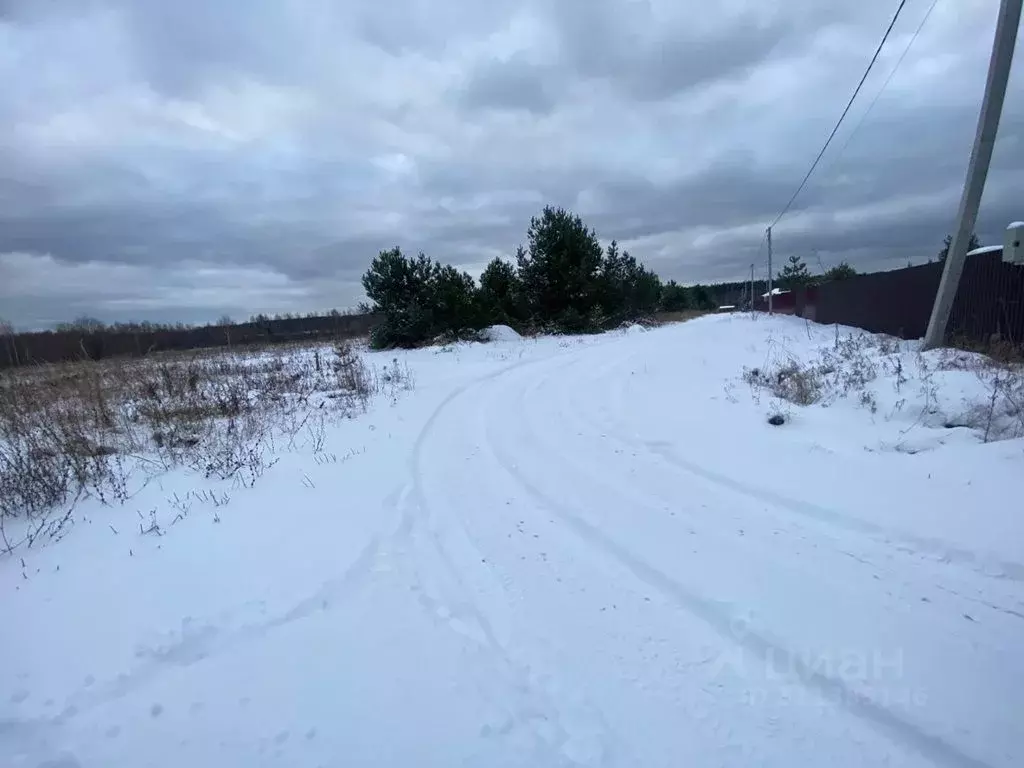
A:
[{"left": 0, "top": 341, "right": 412, "bottom": 552}]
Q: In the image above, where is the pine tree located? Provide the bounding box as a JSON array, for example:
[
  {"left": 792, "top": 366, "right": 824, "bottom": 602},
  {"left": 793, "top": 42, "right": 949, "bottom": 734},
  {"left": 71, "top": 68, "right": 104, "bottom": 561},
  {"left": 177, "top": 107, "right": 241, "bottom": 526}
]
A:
[
  {"left": 776, "top": 255, "right": 812, "bottom": 290},
  {"left": 690, "top": 284, "right": 715, "bottom": 310},
  {"left": 517, "top": 206, "right": 604, "bottom": 329},
  {"left": 479, "top": 257, "right": 525, "bottom": 325},
  {"left": 432, "top": 264, "right": 480, "bottom": 335},
  {"left": 362, "top": 248, "right": 439, "bottom": 347},
  {"left": 362, "top": 247, "right": 483, "bottom": 347},
  {"left": 822, "top": 261, "right": 857, "bottom": 281},
  {"left": 938, "top": 233, "right": 980, "bottom": 261},
  {"left": 659, "top": 280, "right": 691, "bottom": 311},
  {"left": 597, "top": 241, "right": 662, "bottom": 322}
]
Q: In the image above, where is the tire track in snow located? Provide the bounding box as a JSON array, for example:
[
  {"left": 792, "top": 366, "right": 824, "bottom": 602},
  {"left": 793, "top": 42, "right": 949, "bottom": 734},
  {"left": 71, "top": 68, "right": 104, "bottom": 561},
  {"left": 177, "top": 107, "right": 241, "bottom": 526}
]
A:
[
  {"left": 512, "top": 353, "right": 901, "bottom": 603},
  {"left": 7, "top": 526, "right": 392, "bottom": 767},
  {"left": 474, "top": 338, "right": 995, "bottom": 768},
  {"left": 572, "top": 330, "right": 1024, "bottom": 586},
  {"left": 545, "top": 334, "right": 1024, "bottom": 640},
  {"left": 528, "top": 342, "right": 1024, "bottom": 629},
  {"left": 648, "top": 440, "right": 1024, "bottom": 582},
  {"left": 392, "top": 344, "right": 624, "bottom": 766},
  {"left": 42, "top": 531, "right": 388, "bottom": 726}
]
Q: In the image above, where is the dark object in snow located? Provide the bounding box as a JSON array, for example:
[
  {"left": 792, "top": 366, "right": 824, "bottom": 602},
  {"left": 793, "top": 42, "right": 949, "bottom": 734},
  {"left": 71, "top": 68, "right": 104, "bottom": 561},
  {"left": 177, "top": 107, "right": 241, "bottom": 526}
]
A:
[{"left": 767, "top": 414, "right": 786, "bottom": 426}]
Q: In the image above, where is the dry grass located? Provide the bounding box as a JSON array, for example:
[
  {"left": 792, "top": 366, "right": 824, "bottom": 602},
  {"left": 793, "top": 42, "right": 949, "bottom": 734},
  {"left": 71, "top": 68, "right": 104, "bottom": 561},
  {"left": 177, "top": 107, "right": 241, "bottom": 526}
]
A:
[
  {"left": 742, "top": 328, "right": 1024, "bottom": 442},
  {"left": 933, "top": 346, "right": 1024, "bottom": 442},
  {"left": 742, "top": 333, "right": 896, "bottom": 408},
  {"left": 0, "top": 341, "right": 412, "bottom": 551}
]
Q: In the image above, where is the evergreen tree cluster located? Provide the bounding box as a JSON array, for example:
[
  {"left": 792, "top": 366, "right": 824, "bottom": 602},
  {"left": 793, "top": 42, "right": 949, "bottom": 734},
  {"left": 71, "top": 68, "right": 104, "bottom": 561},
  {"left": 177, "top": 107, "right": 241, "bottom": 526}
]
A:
[{"left": 362, "top": 206, "right": 715, "bottom": 349}]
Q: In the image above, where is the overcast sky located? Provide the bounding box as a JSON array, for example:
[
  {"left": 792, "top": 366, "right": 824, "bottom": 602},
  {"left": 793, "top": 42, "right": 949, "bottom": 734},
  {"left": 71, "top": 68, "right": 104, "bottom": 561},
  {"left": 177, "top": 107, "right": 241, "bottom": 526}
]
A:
[{"left": 1, "top": 0, "right": 1021, "bottom": 328}]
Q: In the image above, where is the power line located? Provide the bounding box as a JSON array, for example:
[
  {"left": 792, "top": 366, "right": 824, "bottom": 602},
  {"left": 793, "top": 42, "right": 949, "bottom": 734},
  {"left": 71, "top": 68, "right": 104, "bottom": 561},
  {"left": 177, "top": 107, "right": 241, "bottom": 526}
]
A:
[
  {"left": 820, "top": 0, "right": 940, "bottom": 180},
  {"left": 768, "top": 0, "right": 910, "bottom": 229},
  {"left": 754, "top": 229, "right": 767, "bottom": 261}
]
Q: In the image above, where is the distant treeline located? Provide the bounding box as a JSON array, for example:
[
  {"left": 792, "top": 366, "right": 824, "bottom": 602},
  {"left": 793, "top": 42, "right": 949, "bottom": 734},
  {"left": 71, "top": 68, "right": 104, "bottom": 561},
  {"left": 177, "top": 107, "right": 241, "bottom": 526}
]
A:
[
  {"left": 704, "top": 280, "right": 753, "bottom": 307},
  {"left": 0, "top": 279, "right": 752, "bottom": 369},
  {"left": 0, "top": 312, "right": 381, "bottom": 369},
  {"left": 0, "top": 252, "right": 789, "bottom": 368}
]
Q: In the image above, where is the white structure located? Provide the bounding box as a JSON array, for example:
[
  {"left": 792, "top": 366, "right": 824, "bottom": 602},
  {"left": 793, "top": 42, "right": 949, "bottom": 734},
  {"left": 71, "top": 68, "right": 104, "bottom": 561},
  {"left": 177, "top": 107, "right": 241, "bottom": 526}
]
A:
[{"left": 1004, "top": 221, "right": 1024, "bottom": 264}]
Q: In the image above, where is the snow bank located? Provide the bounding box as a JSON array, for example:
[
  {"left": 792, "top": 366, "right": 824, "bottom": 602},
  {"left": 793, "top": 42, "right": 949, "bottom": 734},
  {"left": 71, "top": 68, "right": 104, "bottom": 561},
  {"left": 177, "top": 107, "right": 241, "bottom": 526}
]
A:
[
  {"left": 478, "top": 324, "right": 522, "bottom": 342},
  {"left": 739, "top": 315, "right": 1024, "bottom": 445}
]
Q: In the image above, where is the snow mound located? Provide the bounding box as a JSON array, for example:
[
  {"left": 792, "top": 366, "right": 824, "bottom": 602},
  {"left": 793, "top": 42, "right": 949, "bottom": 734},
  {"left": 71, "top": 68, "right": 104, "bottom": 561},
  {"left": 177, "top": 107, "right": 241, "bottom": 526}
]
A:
[
  {"left": 479, "top": 324, "right": 522, "bottom": 342},
  {"left": 622, "top": 323, "right": 648, "bottom": 335}
]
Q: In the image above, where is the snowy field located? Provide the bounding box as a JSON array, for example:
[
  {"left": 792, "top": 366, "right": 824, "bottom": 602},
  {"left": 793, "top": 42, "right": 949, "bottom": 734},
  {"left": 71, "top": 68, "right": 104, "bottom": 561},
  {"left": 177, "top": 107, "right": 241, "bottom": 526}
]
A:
[{"left": 3, "top": 314, "right": 1023, "bottom": 768}]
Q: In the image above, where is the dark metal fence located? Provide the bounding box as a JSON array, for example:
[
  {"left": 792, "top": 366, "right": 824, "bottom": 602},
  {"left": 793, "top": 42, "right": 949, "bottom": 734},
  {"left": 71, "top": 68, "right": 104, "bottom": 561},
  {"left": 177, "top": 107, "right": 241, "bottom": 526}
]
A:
[
  {"left": 948, "top": 249, "right": 1024, "bottom": 346},
  {"left": 816, "top": 263, "right": 941, "bottom": 339},
  {"left": 816, "top": 250, "right": 1024, "bottom": 345}
]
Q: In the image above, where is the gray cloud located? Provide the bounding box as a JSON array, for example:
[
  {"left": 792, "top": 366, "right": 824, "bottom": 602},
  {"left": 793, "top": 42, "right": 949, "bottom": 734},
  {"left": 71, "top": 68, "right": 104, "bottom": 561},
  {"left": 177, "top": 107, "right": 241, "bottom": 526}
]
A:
[
  {"left": 546, "top": 2, "right": 792, "bottom": 102},
  {"left": 1, "top": 0, "right": 1022, "bottom": 329},
  {"left": 458, "top": 56, "right": 561, "bottom": 115}
]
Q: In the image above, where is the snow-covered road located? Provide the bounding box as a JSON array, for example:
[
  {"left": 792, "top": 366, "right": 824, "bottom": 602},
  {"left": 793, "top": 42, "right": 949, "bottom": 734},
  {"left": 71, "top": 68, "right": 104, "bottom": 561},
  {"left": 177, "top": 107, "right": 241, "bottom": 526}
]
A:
[{"left": 4, "top": 315, "right": 1023, "bottom": 767}]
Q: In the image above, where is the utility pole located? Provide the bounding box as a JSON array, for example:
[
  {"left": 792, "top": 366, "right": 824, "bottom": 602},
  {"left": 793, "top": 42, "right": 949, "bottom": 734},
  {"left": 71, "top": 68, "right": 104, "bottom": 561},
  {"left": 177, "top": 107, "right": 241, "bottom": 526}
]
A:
[
  {"left": 749, "top": 263, "right": 755, "bottom": 313},
  {"left": 766, "top": 227, "right": 774, "bottom": 314},
  {"left": 923, "top": 0, "right": 1021, "bottom": 349}
]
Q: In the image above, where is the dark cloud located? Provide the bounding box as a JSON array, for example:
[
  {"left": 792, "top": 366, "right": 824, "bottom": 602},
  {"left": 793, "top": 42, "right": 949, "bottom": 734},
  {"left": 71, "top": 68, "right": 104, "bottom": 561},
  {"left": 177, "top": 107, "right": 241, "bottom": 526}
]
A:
[
  {"left": 546, "top": 2, "right": 792, "bottom": 102},
  {"left": 1, "top": 0, "right": 1022, "bottom": 329},
  {"left": 458, "top": 57, "right": 561, "bottom": 115}
]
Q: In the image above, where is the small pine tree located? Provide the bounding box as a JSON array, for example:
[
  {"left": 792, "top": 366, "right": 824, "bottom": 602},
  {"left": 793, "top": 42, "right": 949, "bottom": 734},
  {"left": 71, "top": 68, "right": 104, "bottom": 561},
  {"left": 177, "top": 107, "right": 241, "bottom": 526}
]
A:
[
  {"left": 690, "top": 284, "right": 716, "bottom": 311},
  {"left": 363, "top": 248, "right": 439, "bottom": 347},
  {"left": 628, "top": 263, "right": 662, "bottom": 317},
  {"left": 363, "top": 247, "right": 483, "bottom": 347},
  {"left": 597, "top": 239, "right": 626, "bottom": 318},
  {"left": 822, "top": 261, "right": 857, "bottom": 281},
  {"left": 938, "top": 233, "right": 980, "bottom": 261},
  {"left": 517, "top": 206, "right": 604, "bottom": 329},
  {"left": 597, "top": 241, "right": 660, "bottom": 322},
  {"left": 776, "top": 255, "right": 812, "bottom": 290},
  {"left": 659, "top": 280, "right": 691, "bottom": 311},
  {"left": 432, "top": 264, "right": 480, "bottom": 337},
  {"left": 479, "top": 257, "right": 525, "bottom": 326}
]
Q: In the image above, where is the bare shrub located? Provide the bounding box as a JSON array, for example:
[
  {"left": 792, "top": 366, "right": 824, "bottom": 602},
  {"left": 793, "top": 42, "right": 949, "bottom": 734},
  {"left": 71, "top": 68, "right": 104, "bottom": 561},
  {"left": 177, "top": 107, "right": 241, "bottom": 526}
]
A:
[
  {"left": 743, "top": 361, "right": 822, "bottom": 406},
  {"left": 0, "top": 361, "right": 137, "bottom": 524},
  {"left": 743, "top": 328, "right": 1024, "bottom": 443},
  {"left": 949, "top": 357, "right": 1024, "bottom": 442},
  {"left": 373, "top": 356, "right": 416, "bottom": 404},
  {"left": 0, "top": 340, "right": 410, "bottom": 549},
  {"left": 331, "top": 341, "right": 372, "bottom": 409},
  {"left": 743, "top": 332, "right": 898, "bottom": 410}
]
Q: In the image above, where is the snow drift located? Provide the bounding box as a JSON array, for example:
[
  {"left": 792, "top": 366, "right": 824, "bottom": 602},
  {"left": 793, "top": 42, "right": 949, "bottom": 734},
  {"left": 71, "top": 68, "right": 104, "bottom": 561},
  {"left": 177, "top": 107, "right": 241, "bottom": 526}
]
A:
[{"left": 478, "top": 324, "right": 523, "bottom": 343}]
